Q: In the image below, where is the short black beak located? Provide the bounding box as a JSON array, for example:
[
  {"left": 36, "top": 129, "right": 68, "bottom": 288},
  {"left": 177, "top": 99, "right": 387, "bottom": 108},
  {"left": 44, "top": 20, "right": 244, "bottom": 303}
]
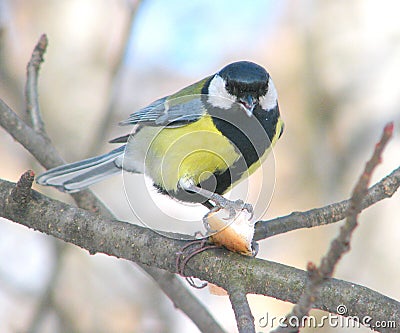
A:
[{"left": 238, "top": 95, "right": 256, "bottom": 117}]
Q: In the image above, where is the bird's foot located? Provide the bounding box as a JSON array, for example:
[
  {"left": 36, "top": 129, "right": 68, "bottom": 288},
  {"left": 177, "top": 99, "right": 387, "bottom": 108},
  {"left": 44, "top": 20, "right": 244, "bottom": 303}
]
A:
[
  {"left": 176, "top": 239, "right": 219, "bottom": 288},
  {"left": 208, "top": 193, "right": 254, "bottom": 220}
]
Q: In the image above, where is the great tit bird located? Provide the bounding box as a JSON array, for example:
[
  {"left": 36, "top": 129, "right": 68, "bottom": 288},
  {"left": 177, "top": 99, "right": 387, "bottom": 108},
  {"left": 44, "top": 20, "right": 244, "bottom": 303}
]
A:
[{"left": 37, "top": 61, "right": 284, "bottom": 216}]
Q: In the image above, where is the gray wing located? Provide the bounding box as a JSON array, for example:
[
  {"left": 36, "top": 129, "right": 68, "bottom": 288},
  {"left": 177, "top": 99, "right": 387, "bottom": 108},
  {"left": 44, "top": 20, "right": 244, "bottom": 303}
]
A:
[{"left": 119, "top": 95, "right": 205, "bottom": 128}]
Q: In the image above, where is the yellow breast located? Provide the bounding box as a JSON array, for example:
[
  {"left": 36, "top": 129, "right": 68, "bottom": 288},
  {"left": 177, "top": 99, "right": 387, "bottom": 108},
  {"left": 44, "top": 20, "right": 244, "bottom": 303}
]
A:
[{"left": 144, "top": 115, "right": 240, "bottom": 191}]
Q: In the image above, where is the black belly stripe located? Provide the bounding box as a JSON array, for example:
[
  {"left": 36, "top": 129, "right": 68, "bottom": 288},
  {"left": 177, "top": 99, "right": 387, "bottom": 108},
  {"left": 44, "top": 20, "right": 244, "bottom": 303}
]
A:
[{"left": 209, "top": 103, "right": 280, "bottom": 194}]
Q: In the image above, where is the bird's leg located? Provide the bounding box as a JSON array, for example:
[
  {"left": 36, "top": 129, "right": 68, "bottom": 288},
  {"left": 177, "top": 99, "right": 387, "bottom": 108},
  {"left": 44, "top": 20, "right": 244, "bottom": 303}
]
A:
[{"left": 180, "top": 179, "right": 253, "bottom": 220}]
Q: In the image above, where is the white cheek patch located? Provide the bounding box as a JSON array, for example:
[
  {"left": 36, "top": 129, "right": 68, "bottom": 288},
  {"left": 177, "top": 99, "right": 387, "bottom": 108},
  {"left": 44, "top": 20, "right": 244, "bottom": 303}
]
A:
[
  {"left": 207, "top": 75, "right": 236, "bottom": 109},
  {"left": 260, "top": 77, "right": 278, "bottom": 111}
]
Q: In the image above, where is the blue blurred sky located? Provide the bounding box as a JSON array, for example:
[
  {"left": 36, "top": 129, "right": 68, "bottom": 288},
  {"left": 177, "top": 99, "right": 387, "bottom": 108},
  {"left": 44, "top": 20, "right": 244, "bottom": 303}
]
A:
[{"left": 126, "top": 0, "right": 286, "bottom": 75}]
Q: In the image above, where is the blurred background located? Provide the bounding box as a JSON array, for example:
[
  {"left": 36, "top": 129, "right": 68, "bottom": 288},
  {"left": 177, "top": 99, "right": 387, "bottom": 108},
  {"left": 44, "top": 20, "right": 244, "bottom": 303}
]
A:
[{"left": 1, "top": 0, "right": 400, "bottom": 332}]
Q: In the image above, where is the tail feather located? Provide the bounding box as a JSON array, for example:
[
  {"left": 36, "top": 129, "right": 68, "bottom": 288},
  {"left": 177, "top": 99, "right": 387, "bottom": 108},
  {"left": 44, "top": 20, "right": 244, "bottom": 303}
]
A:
[{"left": 36, "top": 146, "right": 125, "bottom": 193}]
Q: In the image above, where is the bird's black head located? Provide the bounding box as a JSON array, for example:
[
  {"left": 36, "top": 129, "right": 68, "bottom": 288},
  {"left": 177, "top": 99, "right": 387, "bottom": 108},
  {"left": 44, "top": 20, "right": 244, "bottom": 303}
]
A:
[
  {"left": 219, "top": 61, "right": 269, "bottom": 99},
  {"left": 207, "top": 61, "right": 276, "bottom": 117}
]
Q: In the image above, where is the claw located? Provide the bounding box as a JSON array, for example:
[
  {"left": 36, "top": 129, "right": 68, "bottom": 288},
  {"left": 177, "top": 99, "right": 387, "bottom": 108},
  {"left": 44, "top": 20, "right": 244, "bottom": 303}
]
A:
[
  {"left": 176, "top": 239, "right": 219, "bottom": 288},
  {"left": 209, "top": 194, "right": 254, "bottom": 221},
  {"left": 202, "top": 209, "right": 219, "bottom": 234},
  {"left": 243, "top": 202, "right": 254, "bottom": 219}
]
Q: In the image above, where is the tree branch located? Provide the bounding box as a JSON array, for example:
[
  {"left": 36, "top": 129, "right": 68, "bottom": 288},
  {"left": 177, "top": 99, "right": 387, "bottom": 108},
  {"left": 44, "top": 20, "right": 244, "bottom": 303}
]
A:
[
  {"left": 229, "top": 290, "right": 255, "bottom": 333},
  {"left": 0, "top": 98, "right": 64, "bottom": 168},
  {"left": 0, "top": 175, "right": 399, "bottom": 332}
]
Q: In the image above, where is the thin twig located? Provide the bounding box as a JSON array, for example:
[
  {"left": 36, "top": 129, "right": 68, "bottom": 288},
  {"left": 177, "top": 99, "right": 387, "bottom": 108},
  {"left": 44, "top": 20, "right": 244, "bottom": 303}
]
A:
[
  {"left": 25, "top": 34, "right": 48, "bottom": 135},
  {"left": 229, "top": 290, "right": 255, "bottom": 333},
  {"left": 0, "top": 98, "right": 64, "bottom": 166},
  {"left": 318, "top": 122, "right": 393, "bottom": 275},
  {"left": 272, "top": 122, "right": 394, "bottom": 332},
  {"left": 254, "top": 164, "right": 400, "bottom": 241}
]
